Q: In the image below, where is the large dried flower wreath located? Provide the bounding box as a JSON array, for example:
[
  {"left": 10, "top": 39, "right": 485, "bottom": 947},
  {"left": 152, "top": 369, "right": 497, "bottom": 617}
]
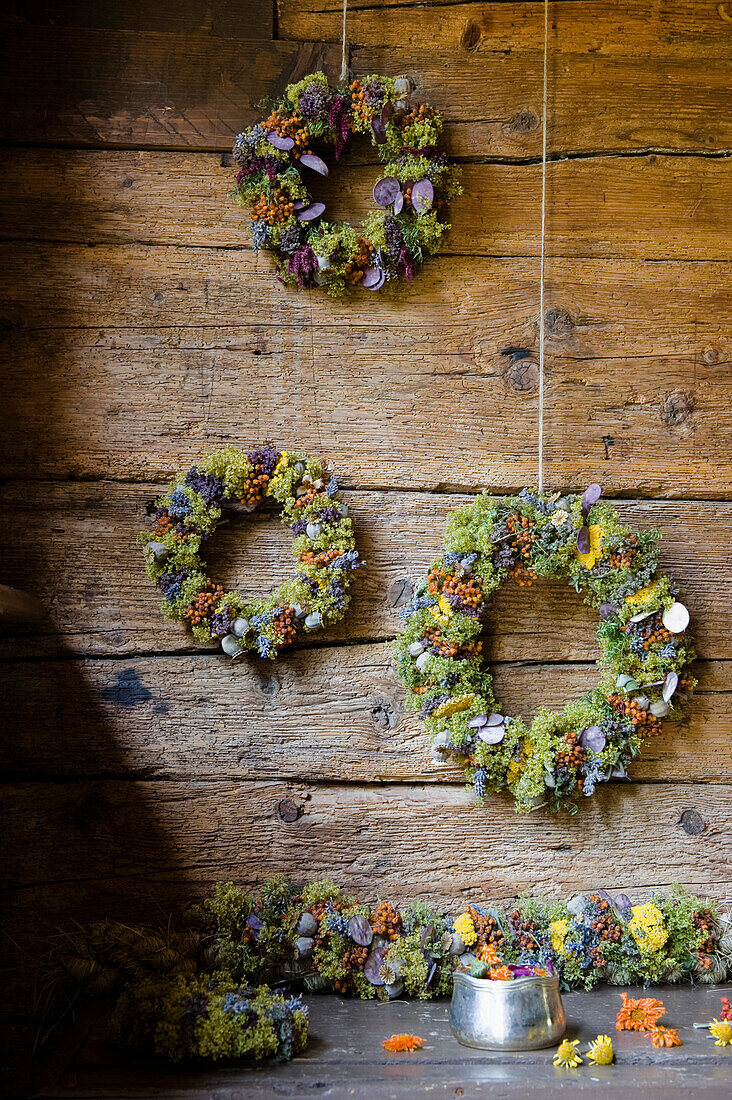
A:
[
  {"left": 393, "top": 486, "right": 695, "bottom": 813},
  {"left": 232, "top": 71, "right": 461, "bottom": 295},
  {"left": 138, "top": 447, "right": 363, "bottom": 659}
]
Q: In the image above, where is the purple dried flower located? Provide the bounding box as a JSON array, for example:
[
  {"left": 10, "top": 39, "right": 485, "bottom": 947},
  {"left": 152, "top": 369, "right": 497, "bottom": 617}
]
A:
[
  {"left": 328, "top": 94, "right": 350, "bottom": 159},
  {"left": 363, "top": 79, "right": 386, "bottom": 108},
  {"left": 248, "top": 445, "right": 281, "bottom": 477},
  {"left": 279, "top": 226, "right": 304, "bottom": 255},
  {"left": 297, "top": 82, "right": 331, "bottom": 122},
  {"left": 185, "top": 466, "right": 225, "bottom": 506},
  {"left": 318, "top": 506, "right": 342, "bottom": 524},
  {"left": 158, "top": 568, "right": 188, "bottom": 602},
  {"left": 168, "top": 487, "right": 193, "bottom": 518},
  {"left": 287, "top": 245, "right": 319, "bottom": 288},
  {"left": 291, "top": 518, "right": 309, "bottom": 535},
  {"left": 384, "top": 216, "right": 404, "bottom": 257},
  {"left": 210, "top": 603, "right": 234, "bottom": 638},
  {"left": 396, "top": 245, "right": 417, "bottom": 281}
]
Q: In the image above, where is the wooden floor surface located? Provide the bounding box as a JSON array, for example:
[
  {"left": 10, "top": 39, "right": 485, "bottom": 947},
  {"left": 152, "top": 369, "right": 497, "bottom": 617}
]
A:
[
  {"left": 0, "top": 3, "right": 731, "bottom": 1091},
  {"left": 27, "top": 986, "right": 732, "bottom": 1098}
]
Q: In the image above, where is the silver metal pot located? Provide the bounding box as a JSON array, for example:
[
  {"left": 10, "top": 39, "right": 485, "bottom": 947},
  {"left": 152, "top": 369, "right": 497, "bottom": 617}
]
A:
[{"left": 450, "top": 971, "right": 566, "bottom": 1051}]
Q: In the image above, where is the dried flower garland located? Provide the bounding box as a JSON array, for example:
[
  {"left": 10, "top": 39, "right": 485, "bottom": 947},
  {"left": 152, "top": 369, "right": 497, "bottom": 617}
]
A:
[
  {"left": 55, "top": 879, "right": 730, "bottom": 1011},
  {"left": 138, "top": 447, "right": 363, "bottom": 659},
  {"left": 112, "top": 977, "right": 308, "bottom": 1064},
  {"left": 393, "top": 485, "right": 696, "bottom": 813},
  {"left": 232, "top": 71, "right": 461, "bottom": 295}
]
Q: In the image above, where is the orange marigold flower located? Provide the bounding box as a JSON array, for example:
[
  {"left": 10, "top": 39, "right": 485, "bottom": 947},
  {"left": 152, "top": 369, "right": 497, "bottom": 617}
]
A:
[
  {"left": 489, "top": 966, "right": 513, "bottom": 981},
  {"left": 616, "top": 991, "right": 666, "bottom": 1032},
  {"left": 478, "top": 944, "right": 500, "bottom": 966},
  {"left": 649, "top": 1025, "right": 682, "bottom": 1048},
  {"left": 382, "top": 1034, "right": 424, "bottom": 1053}
]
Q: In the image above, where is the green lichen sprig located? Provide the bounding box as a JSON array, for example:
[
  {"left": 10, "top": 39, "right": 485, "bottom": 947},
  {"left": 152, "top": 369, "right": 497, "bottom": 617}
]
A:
[
  {"left": 231, "top": 71, "right": 461, "bottom": 295},
  {"left": 137, "top": 446, "right": 363, "bottom": 660},
  {"left": 112, "top": 976, "right": 309, "bottom": 1064},
  {"left": 392, "top": 486, "right": 696, "bottom": 814}
]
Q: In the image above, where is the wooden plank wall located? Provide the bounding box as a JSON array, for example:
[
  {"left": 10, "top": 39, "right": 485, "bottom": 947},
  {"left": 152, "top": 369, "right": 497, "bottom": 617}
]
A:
[{"left": 0, "top": 0, "right": 731, "bottom": 998}]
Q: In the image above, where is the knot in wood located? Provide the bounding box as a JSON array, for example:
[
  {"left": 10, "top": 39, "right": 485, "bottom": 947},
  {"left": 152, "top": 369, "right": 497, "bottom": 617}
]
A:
[
  {"left": 680, "top": 808, "right": 706, "bottom": 835},
  {"left": 277, "top": 797, "right": 302, "bottom": 823},
  {"left": 460, "top": 19, "right": 483, "bottom": 52},
  {"left": 388, "top": 577, "right": 414, "bottom": 608},
  {"left": 504, "top": 357, "right": 539, "bottom": 394},
  {"left": 702, "top": 344, "right": 721, "bottom": 365},
  {"left": 545, "top": 307, "right": 574, "bottom": 335},
  {"left": 509, "top": 109, "right": 540, "bottom": 133},
  {"left": 661, "top": 391, "right": 695, "bottom": 426},
  {"left": 371, "top": 701, "right": 397, "bottom": 731}
]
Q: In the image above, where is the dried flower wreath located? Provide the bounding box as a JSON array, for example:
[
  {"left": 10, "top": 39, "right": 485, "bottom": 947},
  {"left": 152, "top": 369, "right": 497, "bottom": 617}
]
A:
[
  {"left": 393, "top": 486, "right": 695, "bottom": 813},
  {"left": 138, "top": 447, "right": 363, "bottom": 659},
  {"left": 232, "top": 71, "right": 461, "bottom": 294}
]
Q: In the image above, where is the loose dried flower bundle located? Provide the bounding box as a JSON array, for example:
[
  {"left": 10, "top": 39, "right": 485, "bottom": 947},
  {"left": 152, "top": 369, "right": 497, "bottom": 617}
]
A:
[
  {"left": 232, "top": 71, "right": 461, "bottom": 295},
  {"left": 138, "top": 447, "right": 363, "bottom": 659},
  {"left": 393, "top": 485, "right": 695, "bottom": 813}
]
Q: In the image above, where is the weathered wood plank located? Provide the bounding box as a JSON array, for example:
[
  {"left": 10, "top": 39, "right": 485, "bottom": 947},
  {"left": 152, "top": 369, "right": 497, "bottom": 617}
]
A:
[
  {"left": 0, "top": 28, "right": 340, "bottom": 148},
  {"left": 279, "top": 1, "right": 732, "bottom": 59},
  {"left": 2, "top": 150, "right": 731, "bottom": 261},
  {"left": 0, "top": 313, "right": 729, "bottom": 495},
  {"left": 0, "top": 485, "right": 727, "bottom": 658},
  {"left": 1, "top": 26, "right": 730, "bottom": 155},
  {"left": 1, "top": 0, "right": 272, "bottom": 37},
  {"left": 2, "top": 778, "right": 728, "bottom": 899},
  {"left": 0, "top": 650, "right": 726, "bottom": 783}
]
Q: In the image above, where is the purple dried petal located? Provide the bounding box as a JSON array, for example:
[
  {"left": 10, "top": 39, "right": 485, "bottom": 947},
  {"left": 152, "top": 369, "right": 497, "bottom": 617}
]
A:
[
  {"left": 293, "top": 200, "right": 307, "bottom": 210},
  {"left": 595, "top": 889, "right": 614, "bottom": 906},
  {"left": 371, "top": 117, "right": 387, "bottom": 143},
  {"left": 581, "top": 483, "right": 602, "bottom": 513},
  {"left": 508, "top": 964, "right": 535, "bottom": 977},
  {"left": 373, "top": 176, "right": 401, "bottom": 207},
  {"left": 576, "top": 526, "right": 590, "bottom": 554},
  {"left": 246, "top": 914, "right": 263, "bottom": 930},
  {"left": 599, "top": 602, "right": 619, "bottom": 619},
  {"left": 611, "top": 763, "right": 628, "bottom": 778},
  {"left": 297, "top": 202, "right": 326, "bottom": 222},
  {"left": 348, "top": 915, "right": 374, "bottom": 946},
  {"left": 579, "top": 725, "right": 606, "bottom": 753},
  {"left": 267, "top": 132, "right": 294, "bottom": 151},
  {"left": 411, "top": 179, "right": 434, "bottom": 213},
  {"left": 381, "top": 100, "right": 394, "bottom": 124},
  {"left": 299, "top": 153, "right": 329, "bottom": 176},
  {"left": 663, "top": 670, "right": 679, "bottom": 702},
  {"left": 393, "top": 190, "right": 404, "bottom": 214},
  {"left": 467, "top": 714, "right": 489, "bottom": 729},
  {"left": 425, "top": 961, "right": 437, "bottom": 987},
  {"left": 364, "top": 944, "right": 387, "bottom": 985},
  {"left": 613, "top": 893, "right": 633, "bottom": 921},
  {"left": 361, "top": 265, "right": 383, "bottom": 289},
  {"left": 477, "top": 724, "right": 505, "bottom": 745},
  {"left": 486, "top": 713, "right": 504, "bottom": 726}
]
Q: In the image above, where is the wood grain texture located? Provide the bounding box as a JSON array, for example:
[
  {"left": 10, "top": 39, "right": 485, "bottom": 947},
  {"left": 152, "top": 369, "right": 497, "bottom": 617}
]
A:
[
  {"left": 1, "top": 25, "right": 730, "bottom": 155},
  {"left": 0, "top": 484, "right": 729, "bottom": 659},
  {"left": 1, "top": 650, "right": 727, "bottom": 783},
  {"left": 2, "top": 778, "right": 728, "bottom": 899},
  {"left": 1, "top": 0, "right": 273, "bottom": 37},
  {"left": 3, "top": 150, "right": 731, "bottom": 260},
  {"left": 279, "top": 1, "right": 732, "bottom": 58}
]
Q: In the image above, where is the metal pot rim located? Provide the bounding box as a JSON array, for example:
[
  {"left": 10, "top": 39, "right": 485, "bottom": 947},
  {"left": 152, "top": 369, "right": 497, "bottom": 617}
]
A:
[{"left": 452, "top": 970, "right": 559, "bottom": 992}]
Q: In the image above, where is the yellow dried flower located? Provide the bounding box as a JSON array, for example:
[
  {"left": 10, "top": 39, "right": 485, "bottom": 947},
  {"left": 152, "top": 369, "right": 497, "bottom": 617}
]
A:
[
  {"left": 453, "top": 912, "right": 477, "bottom": 946},
  {"left": 573, "top": 524, "right": 604, "bottom": 569},
  {"left": 549, "top": 919, "right": 569, "bottom": 955},
  {"left": 709, "top": 1019, "right": 732, "bottom": 1046},
  {"left": 554, "top": 1038, "right": 582, "bottom": 1068},
  {"left": 628, "top": 903, "right": 668, "bottom": 954},
  {"left": 437, "top": 594, "right": 454, "bottom": 617},
  {"left": 268, "top": 451, "right": 291, "bottom": 487},
  {"left": 586, "top": 1034, "right": 614, "bottom": 1065},
  {"left": 624, "top": 580, "right": 660, "bottom": 607},
  {"left": 432, "top": 694, "right": 475, "bottom": 720}
]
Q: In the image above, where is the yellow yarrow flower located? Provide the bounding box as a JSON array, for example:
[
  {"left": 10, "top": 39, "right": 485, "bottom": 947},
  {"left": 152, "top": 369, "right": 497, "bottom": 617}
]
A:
[
  {"left": 549, "top": 919, "right": 569, "bottom": 955},
  {"left": 586, "top": 1034, "right": 614, "bottom": 1065},
  {"left": 453, "top": 912, "right": 477, "bottom": 946},
  {"left": 554, "top": 1039, "right": 582, "bottom": 1068},
  {"left": 268, "top": 451, "right": 291, "bottom": 488},
  {"left": 573, "top": 524, "right": 604, "bottom": 569},
  {"left": 437, "top": 594, "right": 454, "bottom": 617},
  {"left": 628, "top": 903, "right": 668, "bottom": 954},
  {"left": 432, "top": 694, "right": 476, "bottom": 720},
  {"left": 709, "top": 1019, "right": 732, "bottom": 1046},
  {"left": 624, "top": 579, "right": 660, "bottom": 607}
]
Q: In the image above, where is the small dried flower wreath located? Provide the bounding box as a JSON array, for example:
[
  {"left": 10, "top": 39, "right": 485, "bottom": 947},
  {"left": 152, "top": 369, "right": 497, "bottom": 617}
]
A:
[
  {"left": 393, "top": 486, "right": 696, "bottom": 813},
  {"left": 232, "top": 70, "right": 461, "bottom": 295},
  {"left": 138, "top": 447, "right": 363, "bottom": 659}
]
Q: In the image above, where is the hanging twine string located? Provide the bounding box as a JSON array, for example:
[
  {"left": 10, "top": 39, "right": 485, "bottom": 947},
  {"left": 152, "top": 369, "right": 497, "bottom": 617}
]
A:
[
  {"left": 340, "top": 0, "right": 349, "bottom": 82},
  {"left": 537, "top": 0, "right": 549, "bottom": 493}
]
